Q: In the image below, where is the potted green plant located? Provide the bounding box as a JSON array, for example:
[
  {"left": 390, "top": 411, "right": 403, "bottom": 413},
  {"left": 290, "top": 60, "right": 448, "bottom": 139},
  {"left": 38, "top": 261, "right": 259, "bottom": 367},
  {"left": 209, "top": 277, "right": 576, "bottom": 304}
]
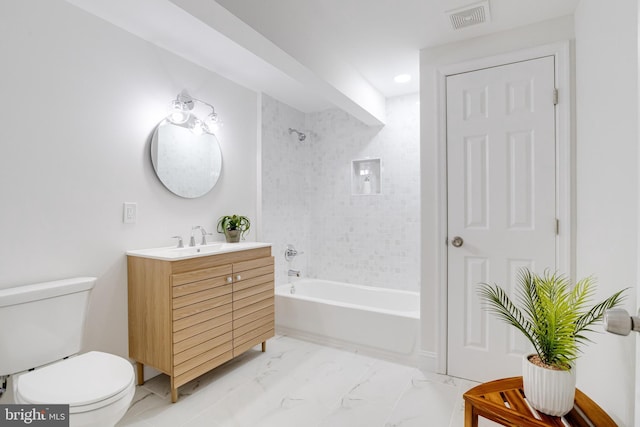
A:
[
  {"left": 216, "top": 214, "right": 250, "bottom": 243},
  {"left": 478, "top": 269, "right": 626, "bottom": 416}
]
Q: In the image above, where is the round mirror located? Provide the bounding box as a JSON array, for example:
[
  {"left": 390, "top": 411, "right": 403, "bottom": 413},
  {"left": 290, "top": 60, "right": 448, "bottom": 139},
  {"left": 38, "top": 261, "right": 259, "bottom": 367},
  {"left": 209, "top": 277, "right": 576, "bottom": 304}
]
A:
[{"left": 150, "top": 119, "right": 222, "bottom": 198}]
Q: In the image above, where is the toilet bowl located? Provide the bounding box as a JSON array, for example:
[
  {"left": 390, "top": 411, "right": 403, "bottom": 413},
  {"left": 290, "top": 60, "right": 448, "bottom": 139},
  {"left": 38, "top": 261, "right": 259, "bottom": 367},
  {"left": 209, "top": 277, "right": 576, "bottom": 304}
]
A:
[{"left": 13, "top": 352, "right": 135, "bottom": 427}]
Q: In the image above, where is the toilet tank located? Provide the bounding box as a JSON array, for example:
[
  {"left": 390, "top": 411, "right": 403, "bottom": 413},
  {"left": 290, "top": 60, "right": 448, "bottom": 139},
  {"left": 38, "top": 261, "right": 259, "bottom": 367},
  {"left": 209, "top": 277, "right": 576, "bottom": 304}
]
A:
[{"left": 0, "top": 277, "right": 96, "bottom": 376}]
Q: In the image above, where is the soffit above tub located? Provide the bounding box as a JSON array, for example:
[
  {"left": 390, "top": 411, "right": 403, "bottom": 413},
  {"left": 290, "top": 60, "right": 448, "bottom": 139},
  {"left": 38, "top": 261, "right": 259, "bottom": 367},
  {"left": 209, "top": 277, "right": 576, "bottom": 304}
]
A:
[{"left": 64, "top": 0, "right": 386, "bottom": 125}]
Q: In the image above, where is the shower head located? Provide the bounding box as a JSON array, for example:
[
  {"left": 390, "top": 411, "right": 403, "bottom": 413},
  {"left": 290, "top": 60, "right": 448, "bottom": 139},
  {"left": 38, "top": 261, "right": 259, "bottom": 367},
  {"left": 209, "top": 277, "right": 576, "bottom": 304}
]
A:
[{"left": 288, "top": 128, "right": 306, "bottom": 142}]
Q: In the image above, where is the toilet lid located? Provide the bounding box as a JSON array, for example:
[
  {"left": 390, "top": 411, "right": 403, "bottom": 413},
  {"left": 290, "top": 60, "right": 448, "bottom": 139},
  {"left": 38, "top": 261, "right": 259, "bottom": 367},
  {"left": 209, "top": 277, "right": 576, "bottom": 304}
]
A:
[{"left": 17, "top": 351, "right": 134, "bottom": 407}]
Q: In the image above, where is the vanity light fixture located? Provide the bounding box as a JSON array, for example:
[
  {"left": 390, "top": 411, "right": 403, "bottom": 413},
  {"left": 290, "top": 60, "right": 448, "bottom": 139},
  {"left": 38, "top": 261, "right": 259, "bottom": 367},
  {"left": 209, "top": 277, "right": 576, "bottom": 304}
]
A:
[{"left": 166, "top": 90, "right": 222, "bottom": 134}]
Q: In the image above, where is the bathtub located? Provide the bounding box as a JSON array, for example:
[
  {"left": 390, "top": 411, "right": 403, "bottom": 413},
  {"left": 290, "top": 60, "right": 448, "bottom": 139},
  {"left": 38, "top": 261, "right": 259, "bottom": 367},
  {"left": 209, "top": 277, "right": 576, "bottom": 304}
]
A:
[{"left": 275, "top": 279, "right": 420, "bottom": 363}]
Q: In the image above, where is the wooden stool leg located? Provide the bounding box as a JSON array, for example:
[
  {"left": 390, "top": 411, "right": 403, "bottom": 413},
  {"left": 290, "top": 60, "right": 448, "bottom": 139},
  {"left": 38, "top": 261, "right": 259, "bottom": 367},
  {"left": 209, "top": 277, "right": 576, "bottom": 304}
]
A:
[
  {"left": 465, "top": 402, "right": 478, "bottom": 427},
  {"left": 261, "top": 341, "right": 266, "bottom": 352},
  {"left": 136, "top": 362, "right": 144, "bottom": 385}
]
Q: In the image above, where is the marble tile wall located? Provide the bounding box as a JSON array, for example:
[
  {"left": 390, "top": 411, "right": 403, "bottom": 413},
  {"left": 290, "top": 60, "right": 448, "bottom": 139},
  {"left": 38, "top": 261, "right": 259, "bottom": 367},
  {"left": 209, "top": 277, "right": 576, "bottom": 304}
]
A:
[
  {"left": 261, "top": 95, "right": 310, "bottom": 286},
  {"left": 261, "top": 94, "right": 420, "bottom": 292}
]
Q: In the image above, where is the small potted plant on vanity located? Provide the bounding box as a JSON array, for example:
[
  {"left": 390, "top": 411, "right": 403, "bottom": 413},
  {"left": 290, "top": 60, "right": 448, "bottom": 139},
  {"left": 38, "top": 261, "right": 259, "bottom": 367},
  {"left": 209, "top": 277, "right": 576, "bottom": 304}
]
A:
[
  {"left": 478, "top": 269, "right": 626, "bottom": 416},
  {"left": 216, "top": 214, "right": 250, "bottom": 243}
]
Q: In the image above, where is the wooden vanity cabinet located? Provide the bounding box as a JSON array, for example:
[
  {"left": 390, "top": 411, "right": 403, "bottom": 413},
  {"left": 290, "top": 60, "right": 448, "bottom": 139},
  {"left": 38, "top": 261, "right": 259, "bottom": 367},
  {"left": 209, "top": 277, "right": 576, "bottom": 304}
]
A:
[{"left": 127, "top": 246, "right": 274, "bottom": 402}]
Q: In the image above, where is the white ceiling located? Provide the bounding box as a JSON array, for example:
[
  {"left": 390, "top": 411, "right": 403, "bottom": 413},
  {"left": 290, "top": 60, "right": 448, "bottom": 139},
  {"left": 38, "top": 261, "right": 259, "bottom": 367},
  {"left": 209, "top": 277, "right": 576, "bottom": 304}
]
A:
[
  {"left": 215, "top": 0, "right": 579, "bottom": 97},
  {"left": 65, "top": 0, "right": 579, "bottom": 124}
]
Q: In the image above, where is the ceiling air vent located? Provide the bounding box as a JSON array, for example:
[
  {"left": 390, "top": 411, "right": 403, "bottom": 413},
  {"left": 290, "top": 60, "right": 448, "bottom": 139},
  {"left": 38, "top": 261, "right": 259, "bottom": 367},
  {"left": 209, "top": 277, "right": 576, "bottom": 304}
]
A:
[{"left": 447, "top": 1, "right": 491, "bottom": 30}]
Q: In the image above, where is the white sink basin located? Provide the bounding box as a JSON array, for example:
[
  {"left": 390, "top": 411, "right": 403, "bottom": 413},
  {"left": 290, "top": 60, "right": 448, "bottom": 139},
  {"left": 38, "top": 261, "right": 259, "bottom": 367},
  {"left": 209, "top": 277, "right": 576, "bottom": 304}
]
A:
[{"left": 127, "top": 241, "right": 271, "bottom": 261}]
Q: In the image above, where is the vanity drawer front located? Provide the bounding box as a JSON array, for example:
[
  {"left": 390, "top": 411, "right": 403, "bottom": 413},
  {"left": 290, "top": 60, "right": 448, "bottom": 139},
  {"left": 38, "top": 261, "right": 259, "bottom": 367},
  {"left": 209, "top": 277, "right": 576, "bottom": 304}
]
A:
[
  {"left": 173, "top": 313, "right": 233, "bottom": 352},
  {"left": 233, "top": 324, "right": 274, "bottom": 356},
  {"left": 173, "top": 284, "right": 232, "bottom": 309},
  {"left": 173, "top": 304, "right": 232, "bottom": 332},
  {"left": 173, "top": 294, "right": 232, "bottom": 321},
  {"left": 232, "top": 272, "right": 274, "bottom": 293},
  {"left": 172, "top": 265, "right": 232, "bottom": 287},
  {"left": 174, "top": 340, "right": 233, "bottom": 377},
  {"left": 233, "top": 257, "right": 274, "bottom": 274},
  {"left": 174, "top": 311, "right": 232, "bottom": 343},
  {"left": 234, "top": 297, "right": 274, "bottom": 320},
  {"left": 173, "top": 276, "right": 231, "bottom": 299},
  {"left": 233, "top": 265, "right": 274, "bottom": 284},
  {"left": 234, "top": 312, "right": 274, "bottom": 338},
  {"left": 174, "top": 331, "right": 233, "bottom": 366},
  {"left": 232, "top": 289, "right": 273, "bottom": 310},
  {"left": 174, "top": 349, "right": 234, "bottom": 389},
  {"left": 233, "top": 281, "right": 273, "bottom": 302},
  {"left": 233, "top": 305, "right": 273, "bottom": 329}
]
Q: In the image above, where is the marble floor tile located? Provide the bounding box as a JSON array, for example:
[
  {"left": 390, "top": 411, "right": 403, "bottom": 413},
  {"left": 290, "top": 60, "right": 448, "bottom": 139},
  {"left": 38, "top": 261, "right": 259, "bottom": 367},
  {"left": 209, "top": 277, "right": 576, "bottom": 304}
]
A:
[
  {"left": 117, "top": 335, "right": 497, "bottom": 427},
  {"left": 384, "top": 375, "right": 460, "bottom": 427}
]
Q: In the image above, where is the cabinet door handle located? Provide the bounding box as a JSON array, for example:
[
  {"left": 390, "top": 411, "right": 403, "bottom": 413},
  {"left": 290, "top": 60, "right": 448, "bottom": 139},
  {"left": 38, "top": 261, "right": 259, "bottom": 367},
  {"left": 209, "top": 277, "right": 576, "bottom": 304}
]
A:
[
  {"left": 236, "top": 275, "right": 242, "bottom": 281},
  {"left": 226, "top": 277, "right": 232, "bottom": 283}
]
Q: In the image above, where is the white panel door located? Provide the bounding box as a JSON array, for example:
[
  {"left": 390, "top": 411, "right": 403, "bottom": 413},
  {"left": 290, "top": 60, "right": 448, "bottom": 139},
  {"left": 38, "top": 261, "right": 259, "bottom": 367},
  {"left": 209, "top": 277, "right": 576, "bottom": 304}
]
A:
[{"left": 446, "top": 56, "right": 557, "bottom": 382}]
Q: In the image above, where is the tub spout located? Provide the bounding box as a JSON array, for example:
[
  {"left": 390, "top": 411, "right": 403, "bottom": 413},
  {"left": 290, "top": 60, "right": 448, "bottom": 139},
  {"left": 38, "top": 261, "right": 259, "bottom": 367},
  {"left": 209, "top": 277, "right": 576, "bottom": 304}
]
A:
[{"left": 288, "top": 269, "right": 301, "bottom": 277}]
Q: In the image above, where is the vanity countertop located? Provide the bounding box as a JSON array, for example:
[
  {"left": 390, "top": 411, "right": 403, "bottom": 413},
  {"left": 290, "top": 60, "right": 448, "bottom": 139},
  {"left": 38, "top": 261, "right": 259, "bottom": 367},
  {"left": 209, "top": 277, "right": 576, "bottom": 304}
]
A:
[{"left": 126, "top": 241, "right": 272, "bottom": 261}]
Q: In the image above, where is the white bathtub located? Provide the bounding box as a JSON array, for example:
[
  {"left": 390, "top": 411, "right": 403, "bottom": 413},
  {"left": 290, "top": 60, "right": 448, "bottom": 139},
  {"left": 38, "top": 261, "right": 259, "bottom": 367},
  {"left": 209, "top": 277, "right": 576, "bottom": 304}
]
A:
[{"left": 275, "top": 279, "right": 420, "bottom": 363}]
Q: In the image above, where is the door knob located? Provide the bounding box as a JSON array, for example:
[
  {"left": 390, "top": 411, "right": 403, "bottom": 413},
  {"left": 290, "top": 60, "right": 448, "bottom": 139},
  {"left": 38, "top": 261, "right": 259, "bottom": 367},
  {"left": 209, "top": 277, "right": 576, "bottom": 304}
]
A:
[{"left": 451, "top": 236, "right": 464, "bottom": 247}]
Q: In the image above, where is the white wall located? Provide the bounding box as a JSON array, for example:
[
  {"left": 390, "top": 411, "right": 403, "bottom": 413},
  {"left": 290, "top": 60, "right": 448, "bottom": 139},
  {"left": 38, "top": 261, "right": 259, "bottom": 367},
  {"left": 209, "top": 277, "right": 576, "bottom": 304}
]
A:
[
  {"left": 0, "top": 1, "right": 258, "bottom": 359},
  {"left": 262, "top": 94, "right": 421, "bottom": 291},
  {"left": 574, "top": 1, "right": 638, "bottom": 425}
]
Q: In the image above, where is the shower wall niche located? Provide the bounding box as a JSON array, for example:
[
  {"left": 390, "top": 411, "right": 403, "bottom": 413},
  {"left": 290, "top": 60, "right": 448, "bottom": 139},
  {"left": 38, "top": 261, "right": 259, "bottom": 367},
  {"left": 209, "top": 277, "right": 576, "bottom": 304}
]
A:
[{"left": 352, "top": 158, "right": 381, "bottom": 195}]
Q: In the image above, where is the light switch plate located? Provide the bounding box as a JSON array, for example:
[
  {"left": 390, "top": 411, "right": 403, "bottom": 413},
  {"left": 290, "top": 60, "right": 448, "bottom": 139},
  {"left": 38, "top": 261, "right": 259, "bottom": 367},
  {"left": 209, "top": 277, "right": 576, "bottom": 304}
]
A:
[{"left": 123, "top": 202, "right": 137, "bottom": 224}]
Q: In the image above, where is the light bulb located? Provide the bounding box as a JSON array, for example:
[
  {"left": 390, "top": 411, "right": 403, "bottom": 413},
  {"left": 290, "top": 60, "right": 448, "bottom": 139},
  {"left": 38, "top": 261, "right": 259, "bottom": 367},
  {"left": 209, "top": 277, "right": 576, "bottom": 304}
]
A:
[
  {"left": 191, "top": 118, "right": 204, "bottom": 135},
  {"left": 167, "top": 99, "right": 190, "bottom": 124},
  {"left": 205, "top": 112, "right": 223, "bottom": 134}
]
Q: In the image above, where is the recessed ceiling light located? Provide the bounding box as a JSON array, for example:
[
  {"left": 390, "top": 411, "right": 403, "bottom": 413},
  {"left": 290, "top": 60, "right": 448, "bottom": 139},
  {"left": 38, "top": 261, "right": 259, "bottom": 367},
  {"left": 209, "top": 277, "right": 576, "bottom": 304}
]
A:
[{"left": 394, "top": 74, "right": 411, "bottom": 84}]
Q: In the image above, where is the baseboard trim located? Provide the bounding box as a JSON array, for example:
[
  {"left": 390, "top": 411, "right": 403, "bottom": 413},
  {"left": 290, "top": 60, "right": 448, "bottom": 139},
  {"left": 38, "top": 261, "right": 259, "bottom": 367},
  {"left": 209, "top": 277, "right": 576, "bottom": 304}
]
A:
[{"left": 418, "top": 350, "right": 438, "bottom": 373}]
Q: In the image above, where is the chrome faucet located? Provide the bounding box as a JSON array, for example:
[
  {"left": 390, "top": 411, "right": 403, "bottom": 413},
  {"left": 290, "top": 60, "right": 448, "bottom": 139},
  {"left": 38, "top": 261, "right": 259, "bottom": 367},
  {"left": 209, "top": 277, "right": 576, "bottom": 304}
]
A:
[{"left": 288, "top": 269, "right": 301, "bottom": 277}]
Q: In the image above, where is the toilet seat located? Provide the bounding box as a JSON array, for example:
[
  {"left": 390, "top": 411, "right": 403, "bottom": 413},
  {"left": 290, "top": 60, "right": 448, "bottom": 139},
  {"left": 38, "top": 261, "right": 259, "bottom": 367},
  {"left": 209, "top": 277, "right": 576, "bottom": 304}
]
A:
[{"left": 15, "top": 351, "right": 134, "bottom": 413}]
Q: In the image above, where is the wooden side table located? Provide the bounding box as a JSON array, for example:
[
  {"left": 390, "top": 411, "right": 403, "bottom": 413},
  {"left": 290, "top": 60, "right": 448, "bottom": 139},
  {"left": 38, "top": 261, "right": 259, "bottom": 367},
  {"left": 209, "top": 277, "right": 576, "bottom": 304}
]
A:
[{"left": 463, "top": 377, "right": 617, "bottom": 427}]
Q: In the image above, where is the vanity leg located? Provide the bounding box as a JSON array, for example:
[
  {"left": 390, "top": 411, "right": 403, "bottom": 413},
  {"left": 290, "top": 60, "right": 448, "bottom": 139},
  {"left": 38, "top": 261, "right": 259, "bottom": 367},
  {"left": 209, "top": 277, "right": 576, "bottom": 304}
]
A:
[
  {"left": 262, "top": 341, "right": 266, "bottom": 352},
  {"left": 136, "top": 362, "right": 144, "bottom": 385},
  {"left": 170, "top": 378, "right": 178, "bottom": 403}
]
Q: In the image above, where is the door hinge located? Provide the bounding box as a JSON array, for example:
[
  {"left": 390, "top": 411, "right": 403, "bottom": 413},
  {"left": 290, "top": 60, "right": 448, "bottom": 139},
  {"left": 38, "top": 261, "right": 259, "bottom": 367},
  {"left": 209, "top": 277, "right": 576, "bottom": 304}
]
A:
[
  {"left": 556, "top": 219, "right": 560, "bottom": 235},
  {"left": 553, "top": 88, "right": 559, "bottom": 105}
]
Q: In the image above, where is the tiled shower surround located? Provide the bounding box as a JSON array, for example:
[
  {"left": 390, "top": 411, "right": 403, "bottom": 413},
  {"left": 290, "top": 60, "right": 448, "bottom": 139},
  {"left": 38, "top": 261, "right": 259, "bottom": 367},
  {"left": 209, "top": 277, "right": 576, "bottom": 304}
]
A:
[{"left": 261, "top": 94, "right": 420, "bottom": 292}]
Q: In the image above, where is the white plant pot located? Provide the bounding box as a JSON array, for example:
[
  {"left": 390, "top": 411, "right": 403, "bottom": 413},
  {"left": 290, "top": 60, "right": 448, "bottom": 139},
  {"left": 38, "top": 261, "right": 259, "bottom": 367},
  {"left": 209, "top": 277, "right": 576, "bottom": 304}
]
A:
[{"left": 522, "top": 354, "right": 576, "bottom": 417}]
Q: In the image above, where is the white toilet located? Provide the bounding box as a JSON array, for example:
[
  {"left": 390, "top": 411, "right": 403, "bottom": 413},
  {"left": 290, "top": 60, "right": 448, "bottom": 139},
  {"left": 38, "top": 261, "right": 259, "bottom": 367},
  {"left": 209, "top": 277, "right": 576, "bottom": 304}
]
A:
[{"left": 0, "top": 277, "right": 135, "bottom": 427}]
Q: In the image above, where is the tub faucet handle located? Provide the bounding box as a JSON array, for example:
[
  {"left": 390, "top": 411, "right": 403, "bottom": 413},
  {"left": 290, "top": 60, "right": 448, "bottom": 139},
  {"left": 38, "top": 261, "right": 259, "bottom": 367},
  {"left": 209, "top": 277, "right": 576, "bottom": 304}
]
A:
[{"left": 284, "top": 244, "right": 304, "bottom": 261}]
